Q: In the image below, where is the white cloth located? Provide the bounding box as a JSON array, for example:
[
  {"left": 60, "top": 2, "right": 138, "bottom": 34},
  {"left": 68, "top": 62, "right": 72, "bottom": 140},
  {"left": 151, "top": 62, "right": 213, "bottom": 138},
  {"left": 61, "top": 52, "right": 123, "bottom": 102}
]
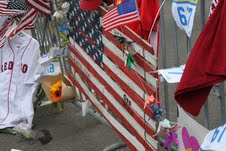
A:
[
  {"left": 0, "top": 32, "right": 47, "bottom": 130},
  {"left": 172, "top": 0, "right": 198, "bottom": 37},
  {"left": 201, "top": 124, "right": 226, "bottom": 151}
]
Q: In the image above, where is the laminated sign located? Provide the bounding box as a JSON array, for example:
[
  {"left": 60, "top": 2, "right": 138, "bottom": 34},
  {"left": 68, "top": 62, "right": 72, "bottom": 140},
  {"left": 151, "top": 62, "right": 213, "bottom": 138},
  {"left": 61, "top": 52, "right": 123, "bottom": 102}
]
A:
[{"left": 172, "top": 0, "right": 198, "bottom": 37}]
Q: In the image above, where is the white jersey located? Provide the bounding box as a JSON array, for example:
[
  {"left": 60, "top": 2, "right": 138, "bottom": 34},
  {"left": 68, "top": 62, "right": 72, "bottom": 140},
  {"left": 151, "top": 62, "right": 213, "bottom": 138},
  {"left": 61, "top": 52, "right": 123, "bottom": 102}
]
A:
[{"left": 0, "top": 32, "right": 45, "bottom": 131}]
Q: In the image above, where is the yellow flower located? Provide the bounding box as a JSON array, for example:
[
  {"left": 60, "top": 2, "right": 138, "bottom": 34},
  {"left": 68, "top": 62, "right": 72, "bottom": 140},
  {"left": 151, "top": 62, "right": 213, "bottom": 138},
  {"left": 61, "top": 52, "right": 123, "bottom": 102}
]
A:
[
  {"left": 49, "top": 81, "right": 62, "bottom": 102},
  {"left": 50, "top": 81, "right": 62, "bottom": 92}
]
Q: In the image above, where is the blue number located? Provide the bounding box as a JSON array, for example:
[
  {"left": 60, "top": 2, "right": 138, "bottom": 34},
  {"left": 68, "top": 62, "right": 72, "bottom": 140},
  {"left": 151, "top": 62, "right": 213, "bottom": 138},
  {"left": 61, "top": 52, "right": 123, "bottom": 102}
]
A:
[
  {"left": 177, "top": 7, "right": 187, "bottom": 26},
  {"left": 177, "top": 7, "right": 193, "bottom": 27},
  {"left": 49, "top": 64, "right": 55, "bottom": 73},
  {"left": 217, "top": 126, "right": 226, "bottom": 142},
  {"left": 211, "top": 125, "right": 226, "bottom": 143},
  {"left": 211, "top": 128, "right": 220, "bottom": 143}
]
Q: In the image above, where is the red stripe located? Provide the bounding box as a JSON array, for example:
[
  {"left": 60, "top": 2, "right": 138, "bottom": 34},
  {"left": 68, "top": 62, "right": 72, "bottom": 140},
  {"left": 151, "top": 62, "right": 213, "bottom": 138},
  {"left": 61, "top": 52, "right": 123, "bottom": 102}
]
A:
[
  {"left": 68, "top": 73, "right": 137, "bottom": 151},
  {"left": 68, "top": 59, "right": 154, "bottom": 151}
]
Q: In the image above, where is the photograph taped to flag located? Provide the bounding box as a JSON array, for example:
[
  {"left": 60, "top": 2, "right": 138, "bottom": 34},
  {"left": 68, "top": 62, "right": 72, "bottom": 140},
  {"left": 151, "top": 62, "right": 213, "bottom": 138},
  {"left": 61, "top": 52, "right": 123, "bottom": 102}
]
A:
[{"left": 172, "top": 0, "right": 198, "bottom": 37}]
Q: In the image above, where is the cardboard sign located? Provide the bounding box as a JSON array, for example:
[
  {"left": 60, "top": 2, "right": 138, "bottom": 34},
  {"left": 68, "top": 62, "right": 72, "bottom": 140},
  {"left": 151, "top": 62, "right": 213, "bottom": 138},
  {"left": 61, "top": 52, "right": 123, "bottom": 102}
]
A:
[
  {"left": 158, "top": 65, "right": 185, "bottom": 83},
  {"left": 177, "top": 107, "right": 209, "bottom": 151}
]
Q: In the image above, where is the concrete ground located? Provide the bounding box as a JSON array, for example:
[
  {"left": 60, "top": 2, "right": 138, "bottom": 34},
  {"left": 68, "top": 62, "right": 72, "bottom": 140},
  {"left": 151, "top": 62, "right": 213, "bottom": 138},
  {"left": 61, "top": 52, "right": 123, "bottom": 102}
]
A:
[{"left": 0, "top": 103, "right": 129, "bottom": 151}]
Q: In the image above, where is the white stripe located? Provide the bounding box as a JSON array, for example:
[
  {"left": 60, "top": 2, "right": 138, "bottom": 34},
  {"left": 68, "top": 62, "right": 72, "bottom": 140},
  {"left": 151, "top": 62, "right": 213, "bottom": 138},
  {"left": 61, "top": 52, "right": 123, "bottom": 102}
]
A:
[
  {"left": 102, "top": 36, "right": 157, "bottom": 89},
  {"left": 74, "top": 73, "right": 145, "bottom": 151}
]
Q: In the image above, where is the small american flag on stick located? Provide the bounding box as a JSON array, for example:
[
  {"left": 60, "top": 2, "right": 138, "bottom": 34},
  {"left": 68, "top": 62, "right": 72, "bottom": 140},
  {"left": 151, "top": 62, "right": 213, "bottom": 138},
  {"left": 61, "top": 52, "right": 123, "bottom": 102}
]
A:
[{"left": 102, "top": 0, "right": 140, "bottom": 31}]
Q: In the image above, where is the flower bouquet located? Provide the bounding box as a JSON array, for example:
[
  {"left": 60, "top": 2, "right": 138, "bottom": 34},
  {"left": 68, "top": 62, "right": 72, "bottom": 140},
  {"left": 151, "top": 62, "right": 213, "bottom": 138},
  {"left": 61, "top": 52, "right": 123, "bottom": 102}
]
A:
[{"left": 40, "top": 74, "right": 75, "bottom": 111}]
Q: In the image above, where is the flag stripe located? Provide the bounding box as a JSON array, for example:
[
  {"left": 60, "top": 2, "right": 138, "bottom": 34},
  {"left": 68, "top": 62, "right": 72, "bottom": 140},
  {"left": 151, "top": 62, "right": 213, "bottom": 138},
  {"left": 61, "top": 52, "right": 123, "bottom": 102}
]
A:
[
  {"left": 68, "top": 44, "right": 157, "bottom": 150},
  {"left": 68, "top": 73, "right": 141, "bottom": 151}
]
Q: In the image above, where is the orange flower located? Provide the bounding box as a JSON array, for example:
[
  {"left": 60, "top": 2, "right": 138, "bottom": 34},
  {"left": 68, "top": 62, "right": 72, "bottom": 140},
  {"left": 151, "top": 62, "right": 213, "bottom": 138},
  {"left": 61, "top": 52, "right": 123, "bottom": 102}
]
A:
[
  {"left": 115, "top": 0, "right": 125, "bottom": 5},
  {"left": 49, "top": 81, "right": 62, "bottom": 102}
]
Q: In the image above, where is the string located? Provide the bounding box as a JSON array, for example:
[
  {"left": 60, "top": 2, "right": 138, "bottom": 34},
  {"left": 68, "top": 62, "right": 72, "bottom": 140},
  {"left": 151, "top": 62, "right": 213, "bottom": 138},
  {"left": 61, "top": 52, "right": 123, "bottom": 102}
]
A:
[{"left": 148, "top": 0, "right": 166, "bottom": 42}]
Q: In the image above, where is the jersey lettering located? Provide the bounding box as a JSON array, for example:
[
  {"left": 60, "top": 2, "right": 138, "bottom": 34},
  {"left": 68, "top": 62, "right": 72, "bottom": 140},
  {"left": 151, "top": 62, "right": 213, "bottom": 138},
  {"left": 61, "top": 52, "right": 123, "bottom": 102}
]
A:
[
  {"left": 4, "top": 62, "right": 7, "bottom": 71},
  {"left": 8, "top": 61, "right": 13, "bottom": 70},
  {"left": 1, "top": 62, "right": 14, "bottom": 72},
  {"left": 22, "top": 64, "right": 28, "bottom": 73},
  {"left": 1, "top": 62, "right": 28, "bottom": 73}
]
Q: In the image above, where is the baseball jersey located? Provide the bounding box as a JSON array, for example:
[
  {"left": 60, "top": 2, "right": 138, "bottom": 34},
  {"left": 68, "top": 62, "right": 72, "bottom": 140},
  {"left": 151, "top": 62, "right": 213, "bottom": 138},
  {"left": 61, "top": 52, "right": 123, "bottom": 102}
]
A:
[{"left": 0, "top": 32, "right": 46, "bottom": 131}]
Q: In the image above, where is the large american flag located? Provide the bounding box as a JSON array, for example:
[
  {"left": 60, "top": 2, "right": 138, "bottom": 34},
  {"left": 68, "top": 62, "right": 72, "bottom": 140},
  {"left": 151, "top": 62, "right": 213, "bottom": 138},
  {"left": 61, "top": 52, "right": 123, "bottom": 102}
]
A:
[
  {"left": 67, "top": 5, "right": 159, "bottom": 150},
  {"left": 102, "top": 0, "right": 140, "bottom": 31}
]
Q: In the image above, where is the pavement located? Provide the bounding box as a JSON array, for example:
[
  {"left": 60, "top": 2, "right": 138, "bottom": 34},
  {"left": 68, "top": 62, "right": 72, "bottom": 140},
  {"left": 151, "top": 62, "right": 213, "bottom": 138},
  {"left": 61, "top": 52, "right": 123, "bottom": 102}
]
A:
[{"left": 0, "top": 103, "right": 129, "bottom": 151}]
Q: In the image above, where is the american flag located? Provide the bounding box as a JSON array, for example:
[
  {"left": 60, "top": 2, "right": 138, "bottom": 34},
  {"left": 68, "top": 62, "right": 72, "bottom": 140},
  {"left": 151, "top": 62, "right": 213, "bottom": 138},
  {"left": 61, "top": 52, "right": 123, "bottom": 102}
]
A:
[
  {"left": 102, "top": 0, "right": 140, "bottom": 31},
  {"left": 0, "top": 0, "right": 51, "bottom": 48},
  {"left": 7, "top": 8, "right": 38, "bottom": 38},
  {"left": 0, "top": 1, "right": 28, "bottom": 15}
]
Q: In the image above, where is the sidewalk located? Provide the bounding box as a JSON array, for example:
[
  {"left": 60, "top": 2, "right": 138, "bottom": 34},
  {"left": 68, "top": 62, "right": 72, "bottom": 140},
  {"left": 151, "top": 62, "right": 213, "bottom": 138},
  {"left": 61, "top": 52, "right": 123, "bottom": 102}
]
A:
[{"left": 0, "top": 103, "right": 129, "bottom": 151}]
